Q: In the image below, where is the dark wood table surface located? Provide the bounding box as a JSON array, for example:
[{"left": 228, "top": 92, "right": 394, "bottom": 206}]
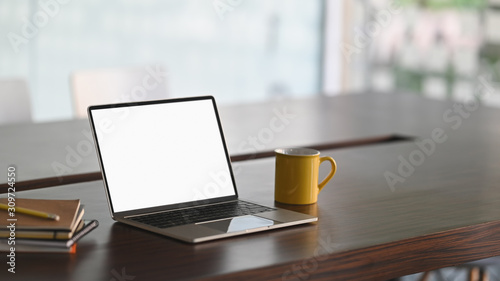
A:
[
  {"left": 1, "top": 93, "right": 500, "bottom": 280},
  {"left": 1, "top": 93, "right": 421, "bottom": 190}
]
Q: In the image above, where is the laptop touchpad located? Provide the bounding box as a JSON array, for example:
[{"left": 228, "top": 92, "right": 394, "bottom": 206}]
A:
[{"left": 199, "top": 215, "right": 276, "bottom": 233}]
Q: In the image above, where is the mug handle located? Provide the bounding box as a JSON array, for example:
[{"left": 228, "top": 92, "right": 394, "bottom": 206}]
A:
[{"left": 318, "top": 156, "right": 337, "bottom": 192}]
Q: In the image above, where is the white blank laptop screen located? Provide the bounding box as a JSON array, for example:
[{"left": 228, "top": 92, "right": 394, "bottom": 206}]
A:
[{"left": 91, "top": 99, "right": 236, "bottom": 213}]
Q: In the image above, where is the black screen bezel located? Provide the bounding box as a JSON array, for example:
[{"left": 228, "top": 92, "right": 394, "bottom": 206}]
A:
[{"left": 87, "top": 96, "right": 239, "bottom": 217}]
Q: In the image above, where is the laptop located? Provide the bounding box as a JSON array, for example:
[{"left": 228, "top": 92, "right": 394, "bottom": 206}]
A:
[{"left": 88, "top": 96, "right": 317, "bottom": 243}]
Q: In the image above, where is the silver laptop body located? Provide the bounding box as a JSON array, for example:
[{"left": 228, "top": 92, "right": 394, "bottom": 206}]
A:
[{"left": 88, "top": 96, "right": 316, "bottom": 243}]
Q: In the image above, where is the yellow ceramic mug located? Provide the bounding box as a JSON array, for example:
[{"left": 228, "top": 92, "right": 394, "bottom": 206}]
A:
[{"left": 274, "top": 148, "right": 337, "bottom": 205}]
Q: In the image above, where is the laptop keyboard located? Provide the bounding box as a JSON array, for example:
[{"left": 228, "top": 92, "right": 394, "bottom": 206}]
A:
[{"left": 128, "top": 201, "right": 275, "bottom": 228}]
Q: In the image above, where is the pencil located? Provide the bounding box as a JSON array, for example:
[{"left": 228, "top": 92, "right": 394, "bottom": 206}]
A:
[{"left": 0, "top": 203, "right": 60, "bottom": 221}]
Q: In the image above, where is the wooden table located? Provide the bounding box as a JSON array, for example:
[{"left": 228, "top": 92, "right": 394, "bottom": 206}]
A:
[
  {"left": 2, "top": 142, "right": 500, "bottom": 280},
  {"left": 0, "top": 93, "right": 415, "bottom": 191},
  {"left": 1, "top": 93, "right": 500, "bottom": 280}
]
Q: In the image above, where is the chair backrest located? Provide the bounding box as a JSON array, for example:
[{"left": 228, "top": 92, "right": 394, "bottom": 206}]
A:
[
  {"left": 0, "top": 78, "right": 32, "bottom": 125},
  {"left": 71, "top": 65, "right": 168, "bottom": 118}
]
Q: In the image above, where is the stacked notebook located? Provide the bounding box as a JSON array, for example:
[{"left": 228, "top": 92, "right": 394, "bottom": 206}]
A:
[{"left": 0, "top": 198, "right": 98, "bottom": 253}]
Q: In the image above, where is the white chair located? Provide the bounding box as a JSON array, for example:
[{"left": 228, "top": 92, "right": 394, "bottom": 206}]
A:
[
  {"left": 0, "top": 78, "right": 32, "bottom": 125},
  {"left": 71, "top": 65, "right": 169, "bottom": 118}
]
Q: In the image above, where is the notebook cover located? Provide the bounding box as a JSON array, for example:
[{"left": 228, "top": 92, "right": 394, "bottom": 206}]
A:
[
  {"left": 0, "top": 206, "right": 84, "bottom": 239},
  {"left": 0, "top": 198, "right": 80, "bottom": 230},
  {"left": 0, "top": 220, "right": 98, "bottom": 248},
  {"left": 0, "top": 242, "right": 77, "bottom": 253}
]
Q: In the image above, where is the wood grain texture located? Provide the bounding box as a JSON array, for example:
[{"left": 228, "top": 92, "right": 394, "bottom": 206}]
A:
[
  {"left": 0, "top": 93, "right": 453, "bottom": 187},
  {"left": 3, "top": 139, "right": 500, "bottom": 280},
  {"left": 1, "top": 93, "right": 500, "bottom": 280},
  {"left": 0, "top": 134, "right": 412, "bottom": 193},
  {"left": 201, "top": 220, "right": 500, "bottom": 281}
]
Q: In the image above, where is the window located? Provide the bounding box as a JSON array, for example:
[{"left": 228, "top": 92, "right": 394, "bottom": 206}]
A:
[{"left": 0, "top": 0, "right": 324, "bottom": 122}]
